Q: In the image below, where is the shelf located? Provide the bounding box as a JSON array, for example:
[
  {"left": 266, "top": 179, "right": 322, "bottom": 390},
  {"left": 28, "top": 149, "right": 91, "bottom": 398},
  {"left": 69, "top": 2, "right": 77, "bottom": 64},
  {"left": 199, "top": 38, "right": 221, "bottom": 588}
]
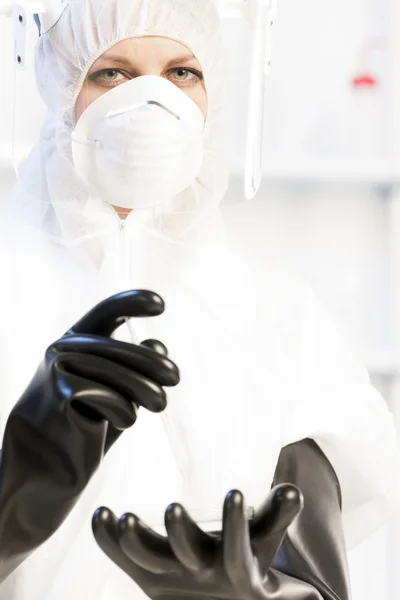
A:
[
  {"left": 231, "top": 159, "right": 400, "bottom": 186},
  {"left": 364, "top": 350, "right": 400, "bottom": 377},
  {"left": 263, "top": 160, "right": 400, "bottom": 185}
]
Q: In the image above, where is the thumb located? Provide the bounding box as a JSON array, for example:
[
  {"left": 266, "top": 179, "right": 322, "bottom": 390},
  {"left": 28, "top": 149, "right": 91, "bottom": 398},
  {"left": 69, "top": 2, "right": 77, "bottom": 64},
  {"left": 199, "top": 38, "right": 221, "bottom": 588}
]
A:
[
  {"left": 250, "top": 484, "right": 303, "bottom": 568},
  {"left": 66, "top": 290, "right": 165, "bottom": 338}
]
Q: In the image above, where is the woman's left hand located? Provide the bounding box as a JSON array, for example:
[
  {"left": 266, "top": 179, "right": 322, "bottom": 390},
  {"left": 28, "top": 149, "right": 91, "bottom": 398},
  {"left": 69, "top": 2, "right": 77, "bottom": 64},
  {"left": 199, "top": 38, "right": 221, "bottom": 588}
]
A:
[{"left": 92, "top": 484, "right": 323, "bottom": 600}]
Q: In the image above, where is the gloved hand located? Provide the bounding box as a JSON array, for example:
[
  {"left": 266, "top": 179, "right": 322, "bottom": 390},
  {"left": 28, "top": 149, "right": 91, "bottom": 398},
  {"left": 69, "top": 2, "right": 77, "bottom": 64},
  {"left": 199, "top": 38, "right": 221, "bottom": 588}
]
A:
[
  {"left": 92, "top": 484, "right": 324, "bottom": 600},
  {"left": 93, "top": 439, "right": 352, "bottom": 600},
  {"left": 0, "top": 290, "right": 179, "bottom": 583}
]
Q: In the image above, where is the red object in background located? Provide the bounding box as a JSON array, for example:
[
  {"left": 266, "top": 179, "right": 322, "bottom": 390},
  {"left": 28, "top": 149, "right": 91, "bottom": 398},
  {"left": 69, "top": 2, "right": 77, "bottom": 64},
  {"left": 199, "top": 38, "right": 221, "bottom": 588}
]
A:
[{"left": 352, "top": 73, "right": 378, "bottom": 88}]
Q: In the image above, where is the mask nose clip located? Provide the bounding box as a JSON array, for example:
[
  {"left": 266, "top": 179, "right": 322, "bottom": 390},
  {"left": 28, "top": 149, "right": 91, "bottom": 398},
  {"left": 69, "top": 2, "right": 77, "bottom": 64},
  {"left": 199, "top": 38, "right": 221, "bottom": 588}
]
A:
[{"left": 105, "top": 101, "right": 180, "bottom": 121}]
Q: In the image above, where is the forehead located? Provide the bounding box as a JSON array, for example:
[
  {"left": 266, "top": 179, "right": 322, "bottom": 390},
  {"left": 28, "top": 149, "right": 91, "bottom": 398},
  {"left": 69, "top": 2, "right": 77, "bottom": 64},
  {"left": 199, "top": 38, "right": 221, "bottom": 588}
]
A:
[{"left": 98, "top": 36, "right": 200, "bottom": 65}]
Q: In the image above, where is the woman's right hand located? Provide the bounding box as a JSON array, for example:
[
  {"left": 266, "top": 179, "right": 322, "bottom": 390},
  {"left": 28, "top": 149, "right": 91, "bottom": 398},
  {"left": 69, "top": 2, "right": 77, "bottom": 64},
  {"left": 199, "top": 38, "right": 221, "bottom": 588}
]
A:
[{"left": 0, "top": 289, "right": 179, "bottom": 583}]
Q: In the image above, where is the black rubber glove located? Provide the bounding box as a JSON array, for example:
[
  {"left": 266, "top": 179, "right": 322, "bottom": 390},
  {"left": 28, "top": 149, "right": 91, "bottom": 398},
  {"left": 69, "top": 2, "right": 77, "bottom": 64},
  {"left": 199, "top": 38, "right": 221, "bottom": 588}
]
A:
[
  {"left": 0, "top": 290, "right": 179, "bottom": 583},
  {"left": 92, "top": 484, "right": 324, "bottom": 600},
  {"left": 271, "top": 439, "right": 352, "bottom": 600},
  {"left": 93, "top": 438, "right": 351, "bottom": 600}
]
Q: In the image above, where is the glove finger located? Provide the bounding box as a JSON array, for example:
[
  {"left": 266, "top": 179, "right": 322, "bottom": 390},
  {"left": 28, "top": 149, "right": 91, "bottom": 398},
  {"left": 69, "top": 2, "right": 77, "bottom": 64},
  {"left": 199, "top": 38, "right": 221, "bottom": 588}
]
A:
[
  {"left": 141, "top": 339, "right": 168, "bottom": 356},
  {"left": 223, "top": 490, "right": 264, "bottom": 598},
  {"left": 119, "top": 513, "right": 177, "bottom": 574},
  {"left": 57, "top": 364, "right": 136, "bottom": 430},
  {"left": 67, "top": 290, "right": 164, "bottom": 337},
  {"left": 51, "top": 335, "right": 179, "bottom": 387},
  {"left": 93, "top": 507, "right": 141, "bottom": 579},
  {"left": 250, "top": 484, "right": 303, "bottom": 568},
  {"left": 164, "top": 503, "right": 215, "bottom": 572},
  {"left": 58, "top": 352, "right": 167, "bottom": 414}
]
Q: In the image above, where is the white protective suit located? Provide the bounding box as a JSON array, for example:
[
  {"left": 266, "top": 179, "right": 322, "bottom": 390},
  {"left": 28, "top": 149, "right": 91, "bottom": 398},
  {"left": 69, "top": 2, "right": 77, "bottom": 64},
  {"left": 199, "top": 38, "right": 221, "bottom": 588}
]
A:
[{"left": 0, "top": 0, "right": 399, "bottom": 598}]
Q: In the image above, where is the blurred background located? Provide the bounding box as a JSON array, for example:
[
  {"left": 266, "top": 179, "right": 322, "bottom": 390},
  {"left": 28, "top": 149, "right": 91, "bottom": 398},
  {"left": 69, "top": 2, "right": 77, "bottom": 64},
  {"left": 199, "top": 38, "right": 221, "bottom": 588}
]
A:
[
  {"left": 1, "top": 0, "right": 400, "bottom": 598},
  {"left": 220, "top": 0, "right": 400, "bottom": 598}
]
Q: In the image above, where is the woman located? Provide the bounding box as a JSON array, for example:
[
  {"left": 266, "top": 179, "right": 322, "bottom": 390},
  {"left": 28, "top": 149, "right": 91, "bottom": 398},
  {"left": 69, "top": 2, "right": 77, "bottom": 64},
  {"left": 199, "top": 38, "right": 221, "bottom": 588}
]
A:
[{"left": 0, "top": 0, "right": 398, "bottom": 598}]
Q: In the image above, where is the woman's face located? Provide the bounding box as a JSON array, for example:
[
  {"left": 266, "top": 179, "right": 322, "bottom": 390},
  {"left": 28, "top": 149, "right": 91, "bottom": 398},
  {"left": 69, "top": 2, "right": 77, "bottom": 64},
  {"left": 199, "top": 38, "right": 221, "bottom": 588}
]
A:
[{"left": 75, "top": 36, "right": 208, "bottom": 123}]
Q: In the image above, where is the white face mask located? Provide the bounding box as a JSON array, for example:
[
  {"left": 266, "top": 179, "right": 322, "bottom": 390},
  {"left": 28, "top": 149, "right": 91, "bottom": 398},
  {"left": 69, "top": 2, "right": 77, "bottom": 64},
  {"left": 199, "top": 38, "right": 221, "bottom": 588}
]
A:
[{"left": 71, "top": 76, "right": 205, "bottom": 210}]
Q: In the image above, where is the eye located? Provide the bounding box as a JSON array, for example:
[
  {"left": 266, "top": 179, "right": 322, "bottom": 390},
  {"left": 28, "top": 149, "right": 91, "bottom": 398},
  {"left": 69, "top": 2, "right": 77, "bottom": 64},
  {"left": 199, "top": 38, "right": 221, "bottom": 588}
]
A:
[
  {"left": 88, "top": 69, "right": 129, "bottom": 87},
  {"left": 101, "top": 69, "right": 119, "bottom": 81},
  {"left": 169, "top": 68, "right": 203, "bottom": 86},
  {"left": 174, "top": 69, "right": 193, "bottom": 81}
]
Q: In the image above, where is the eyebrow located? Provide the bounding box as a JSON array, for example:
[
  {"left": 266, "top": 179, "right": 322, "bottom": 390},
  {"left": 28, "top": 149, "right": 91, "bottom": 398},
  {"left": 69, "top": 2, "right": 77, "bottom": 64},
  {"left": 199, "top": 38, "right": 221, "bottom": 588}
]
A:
[
  {"left": 165, "top": 55, "right": 199, "bottom": 68},
  {"left": 93, "top": 54, "right": 200, "bottom": 70}
]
